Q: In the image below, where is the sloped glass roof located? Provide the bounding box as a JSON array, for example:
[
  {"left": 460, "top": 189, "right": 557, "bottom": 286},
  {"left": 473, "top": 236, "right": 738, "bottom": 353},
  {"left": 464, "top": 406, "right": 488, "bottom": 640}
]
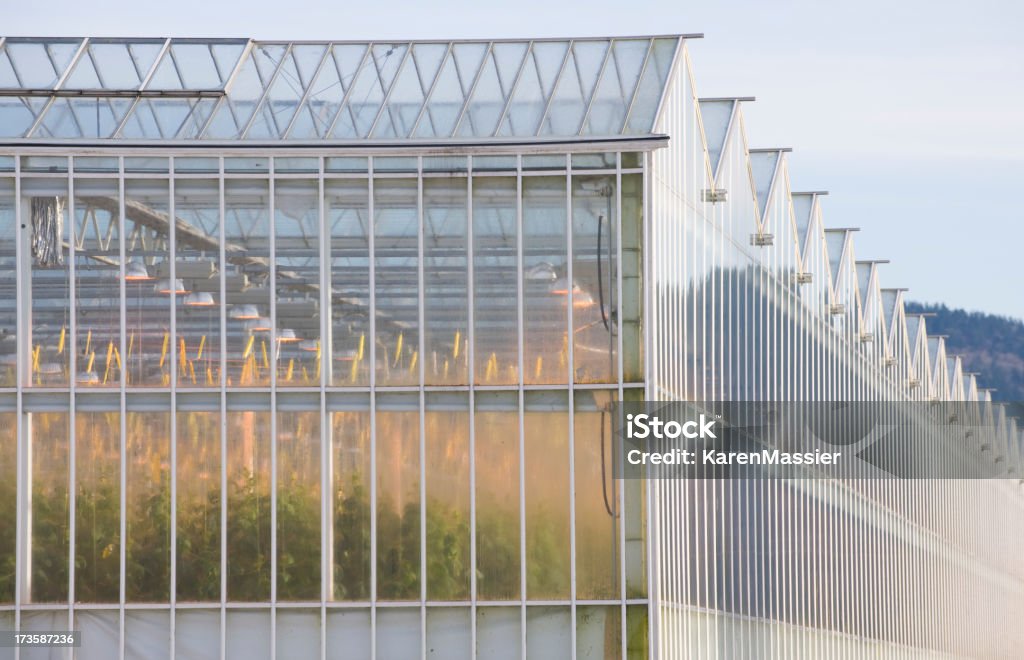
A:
[{"left": 0, "top": 36, "right": 681, "bottom": 140}]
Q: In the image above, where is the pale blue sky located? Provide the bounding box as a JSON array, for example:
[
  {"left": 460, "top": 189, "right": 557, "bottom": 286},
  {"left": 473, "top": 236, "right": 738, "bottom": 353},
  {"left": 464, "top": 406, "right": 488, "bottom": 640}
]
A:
[{"left": 6, "top": 0, "right": 1023, "bottom": 318}]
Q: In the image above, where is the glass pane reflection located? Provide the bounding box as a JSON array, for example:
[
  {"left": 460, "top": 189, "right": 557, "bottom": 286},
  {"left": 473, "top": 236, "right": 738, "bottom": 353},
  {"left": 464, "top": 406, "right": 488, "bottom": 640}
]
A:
[
  {"left": 376, "top": 396, "right": 420, "bottom": 600},
  {"left": 524, "top": 391, "right": 570, "bottom": 599},
  {"left": 75, "top": 179, "right": 121, "bottom": 387},
  {"left": 125, "top": 179, "right": 170, "bottom": 387},
  {"left": 424, "top": 394, "right": 470, "bottom": 600},
  {"left": 176, "top": 410, "right": 221, "bottom": 602},
  {"left": 475, "top": 393, "right": 520, "bottom": 600},
  {"left": 374, "top": 179, "right": 419, "bottom": 386},
  {"left": 125, "top": 410, "right": 170, "bottom": 602},
  {"left": 225, "top": 180, "right": 270, "bottom": 387},
  {"left": 274, "top": 181, "right": 320, "bottom": 387},
  {"left": 75, "top": 411, "right": 120, "bottom": 602},
  {"left": 523, "top": 177, "right": 567, "bottom": 385},
  {"left": 327, "top": 179, "right": 370, "bottom": 386},
  {"left": 226, "top": 409, "right": 271, "bottom": 601},
  {"left": 26, "top": 178, "right": 70, "bottom": 386},
  {"left": 573, "top": 390, "right": 619, "bottom": 599},
  {"left": 30, "top": 411, "right": 69, "bottom": 603},
  {"left": 473, "top": 177, "right": 518, "bottom": 384},
  {"left": 174, "top": 179, "right": 221, "bottom": 388},
  {"left": 277, "top": 409, "right": 320, "bottom": 600},
  {"left": 331, "top": 407, "right": 371, "bottom": 600},
  {"left": 0, "top": 412, "right": 14, "bottom": 602},
  {"left": 0, "top": 180, "right": 16, "bottom": 385},
  {"left": 423, "top": 178, "right": 468, "bottom": 385}
]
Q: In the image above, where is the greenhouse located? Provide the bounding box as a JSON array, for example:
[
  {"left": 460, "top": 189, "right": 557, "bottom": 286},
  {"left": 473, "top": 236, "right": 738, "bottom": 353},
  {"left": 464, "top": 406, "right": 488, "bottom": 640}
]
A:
[{"left": 0, "top": 34, "right": 1022, "bottom": 659}]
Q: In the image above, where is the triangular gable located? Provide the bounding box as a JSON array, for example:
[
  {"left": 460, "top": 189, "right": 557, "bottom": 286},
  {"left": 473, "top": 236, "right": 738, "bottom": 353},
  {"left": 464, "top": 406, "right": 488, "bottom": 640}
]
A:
[
  {"left": 916, "top": 317, "right": 933, "bottom": 395},
  {"left": 947, "top": 357, "right": 962, "bottom": 400},
  {"left": 966, "top": 373, "right": 978, "bottom": 402},
  {"left": 930, "top": 337, "right": 947, "bottom": 395},
  {"left": 697, "top": 99, "right": 735, "bottom": 182},
  {"left": 903, "top": 313, "right": 920, "bottom": 366},
  {"left": 855, "top": 261, "right": 874, "bottom": 328},
  {"left": 823, "top": 228, "right": 851, "bottom": 296},
  {"left": 748, "top": 149, "right": 782, "bottom": 225},
  {"left": 880, "top": 289, "right": 901, "bottom": 340},
  {"left": 790, "top": 192, "right": 822, "bottom": 265}
]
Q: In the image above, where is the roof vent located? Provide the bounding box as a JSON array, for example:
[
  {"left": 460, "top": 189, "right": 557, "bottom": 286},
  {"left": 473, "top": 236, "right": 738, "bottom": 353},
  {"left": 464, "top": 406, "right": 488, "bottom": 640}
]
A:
[{"left": 701, "top": 188, "right": 727, "bottom": 203}]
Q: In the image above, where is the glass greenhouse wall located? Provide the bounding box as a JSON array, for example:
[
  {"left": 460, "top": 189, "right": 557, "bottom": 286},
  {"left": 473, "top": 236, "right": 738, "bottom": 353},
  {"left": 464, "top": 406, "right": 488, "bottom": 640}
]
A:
[{"left": 0, "top": 34, "right": 1021, "bottom": 660}]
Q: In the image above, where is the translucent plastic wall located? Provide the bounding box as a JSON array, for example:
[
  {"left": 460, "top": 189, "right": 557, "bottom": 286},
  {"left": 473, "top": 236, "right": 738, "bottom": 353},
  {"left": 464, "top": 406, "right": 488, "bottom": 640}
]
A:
[
  {"left": 646, "top": 44, "right": 1024, "bottom": 658},
  {"left": 0, "top": 151, "right": 650, "bottom": 659}
]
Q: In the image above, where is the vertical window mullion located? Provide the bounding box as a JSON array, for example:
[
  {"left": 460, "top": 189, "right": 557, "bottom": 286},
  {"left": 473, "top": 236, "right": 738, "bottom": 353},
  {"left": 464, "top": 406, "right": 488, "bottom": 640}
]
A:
[
  {"left": 565, "top": 155, "right": 576, "bottom": 659},
  {"left": 515, "top": 155, "right": 527, "bottom": 660},
  {"left": 118, "top": 156, "right": 127, "bottom": 660},
  {"left": 417, "top": 158, "right": 427, "bottom": 660},
  {"left": 268, "top": 165, "right": 278, "bottom": 660}
]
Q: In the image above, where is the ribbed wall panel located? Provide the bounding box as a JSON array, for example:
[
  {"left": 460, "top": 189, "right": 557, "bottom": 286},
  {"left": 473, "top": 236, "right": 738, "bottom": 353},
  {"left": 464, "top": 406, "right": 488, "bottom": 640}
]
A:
[{"left": 646, "top": 43, "right": 1024, "bottom": 659}]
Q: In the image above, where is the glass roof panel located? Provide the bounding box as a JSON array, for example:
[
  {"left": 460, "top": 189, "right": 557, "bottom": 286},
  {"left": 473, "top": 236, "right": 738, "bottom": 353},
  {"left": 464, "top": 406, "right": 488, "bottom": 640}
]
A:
[
  {"left": 288, "top": 44, "right": 360, "bottom": 139},
  {"left": 582, "top": 39, "right": 647, "bottom": 135},
  {"left": 203, "top": 46, "right": 277, "bottom": 139},
  {"left": 247, "top": 47, "right": 314, "bottom": 139},
  {"left": 291, "top": 45, "right": 324, "bottom": 87},
  {"left": 539, "top": 40, "right": 608, "bottom": 136},
  {"left": 145, "top": 41, "right": 245, "bottom": 91},
  {"left": 173, "top": 98, "right": 218, "bottom": 139},
  {"left": 411, "top": 42, "right": 483, "bottom": 138},
  {"left": 0, "top": 49, "right": 20, "bottom": 87},
  {"left": 33, "top": 97, "right": 133, "bottom": 138},
  {"left": 169, "top": 43, "right": 227, "bottom": 89},
  {"left": 65, "top": 41, "right": 163, "bottom": 90},
  {"left": 2, "top": 39, "right": 81, "bottom": 89},
  {"left": 145, "top": 49, "right": 185, "bottom": 90},
  {"left": 413, "top": 51, "right": 461, "bottom": 138},
  {"left": 455, "top": 43, "right": 517, "bottom": 138},
  {"left": 625, "top": 37, "right": 677, "bottom": 134},
  {"left": 0, "top": 97, "right": 39, "bottom": 137},
  {"left": 497, "top": 41, "right": 568, "bottom": 137},
  {"left": 333, "top": 43, "right": 405, "bottom": 138},
  {"left": 209, "top": 43, "right": 247, "bottom": 84},
  {"left": 32, "top": 97, "right": 80, "bottom": 137},
  {"left": 0, "top": 37, "right": 683, "bottom": 140},
  {"left": 371, "top": 43, "right": 442, "bottom": 139},
  {"left": 64, "top": 52, "right": 102, "bottom": 89}
]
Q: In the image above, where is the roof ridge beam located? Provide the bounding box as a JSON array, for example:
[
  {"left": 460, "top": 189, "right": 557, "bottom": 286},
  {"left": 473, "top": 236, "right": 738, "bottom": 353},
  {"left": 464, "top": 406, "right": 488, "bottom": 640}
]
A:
[{"left": 699, "top": 96, "right": 755, "bottom": 102}]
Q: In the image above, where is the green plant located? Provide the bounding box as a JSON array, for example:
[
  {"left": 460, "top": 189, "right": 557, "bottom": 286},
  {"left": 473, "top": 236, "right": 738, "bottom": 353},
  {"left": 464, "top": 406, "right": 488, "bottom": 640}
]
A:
[{"left": 11, "top": 465, "right": 602, "bottom": 604}]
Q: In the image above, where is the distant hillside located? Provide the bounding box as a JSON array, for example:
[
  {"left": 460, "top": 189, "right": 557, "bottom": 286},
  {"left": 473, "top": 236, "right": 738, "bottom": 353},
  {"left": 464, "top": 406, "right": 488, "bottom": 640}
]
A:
[{"left": 905, "top": 302, "right": 1024, "bottom": 402}]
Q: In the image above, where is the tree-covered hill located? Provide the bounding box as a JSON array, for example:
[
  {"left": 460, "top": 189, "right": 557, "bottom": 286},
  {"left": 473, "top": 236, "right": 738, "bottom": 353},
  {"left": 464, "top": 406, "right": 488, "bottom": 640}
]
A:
[{"left": 905, "top": 302, "right": 1024, "bottom": 402}]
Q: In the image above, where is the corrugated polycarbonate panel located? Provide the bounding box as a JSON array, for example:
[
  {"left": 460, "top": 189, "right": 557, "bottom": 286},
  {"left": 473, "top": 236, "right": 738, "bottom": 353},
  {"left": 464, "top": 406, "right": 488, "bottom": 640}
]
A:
[
  {"left": 0, "top": 36, "right": 681, "bottom": 140},
  {"left": 648, "top": 43, "right": 1024, "bottom": 660}
]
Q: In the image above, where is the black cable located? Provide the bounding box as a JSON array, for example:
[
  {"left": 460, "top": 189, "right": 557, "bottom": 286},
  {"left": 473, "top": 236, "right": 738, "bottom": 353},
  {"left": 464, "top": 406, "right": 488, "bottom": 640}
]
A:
[
  {"left": 596, "top": 213, "right": 609, "bottom": 331},
  {"left": 600, "top": 408, "right": 617, "bottom": 518}
]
